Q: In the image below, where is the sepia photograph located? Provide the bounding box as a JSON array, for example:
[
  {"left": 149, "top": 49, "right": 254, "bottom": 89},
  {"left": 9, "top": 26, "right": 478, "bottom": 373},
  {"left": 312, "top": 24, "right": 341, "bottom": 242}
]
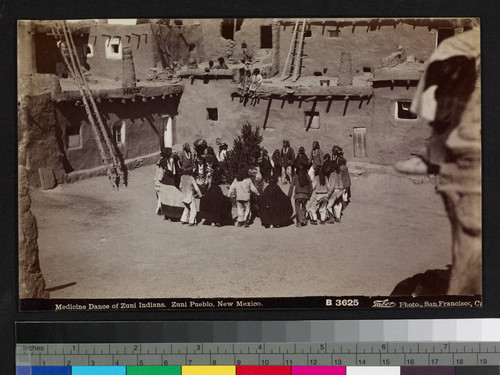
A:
[{"left": 17, "top": 17, "right": 481, "bottom": 311}]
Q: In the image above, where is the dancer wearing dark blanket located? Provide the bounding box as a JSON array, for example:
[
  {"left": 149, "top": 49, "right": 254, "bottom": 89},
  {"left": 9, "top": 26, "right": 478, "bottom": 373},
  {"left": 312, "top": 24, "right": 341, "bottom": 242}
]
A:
[
  {"left": 259, "top": 176, "right": 294, "bottom": 228},
  {"left": 154, "top": 148, "right": 184, "bottom": 221},
  {"left": 293, "top": 146, "right": 310, "bottom": 173},
  {"left": 198, "top": 174, "right": 234, "bottom": 227},
  {"left": 258, "top": 149, "right": 273, "bottom": 183}
]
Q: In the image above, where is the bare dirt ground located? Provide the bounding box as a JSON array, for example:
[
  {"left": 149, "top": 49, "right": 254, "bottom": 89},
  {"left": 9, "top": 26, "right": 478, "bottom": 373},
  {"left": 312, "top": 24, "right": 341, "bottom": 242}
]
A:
[{"left": 31, "top": 163, "right": 451, "bottom": 299}]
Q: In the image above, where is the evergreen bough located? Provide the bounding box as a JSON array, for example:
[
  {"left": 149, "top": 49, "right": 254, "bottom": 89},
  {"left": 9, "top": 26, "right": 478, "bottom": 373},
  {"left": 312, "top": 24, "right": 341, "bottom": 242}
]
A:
[{"left": 223, "top": 121, "right": 263, "bottom": 183}]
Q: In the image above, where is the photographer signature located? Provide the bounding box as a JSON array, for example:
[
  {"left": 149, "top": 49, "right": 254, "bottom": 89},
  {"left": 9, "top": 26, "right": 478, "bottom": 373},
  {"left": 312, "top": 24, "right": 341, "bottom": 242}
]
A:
[{"left": 372, "top": 299, "right": 397, "bottom": 308}]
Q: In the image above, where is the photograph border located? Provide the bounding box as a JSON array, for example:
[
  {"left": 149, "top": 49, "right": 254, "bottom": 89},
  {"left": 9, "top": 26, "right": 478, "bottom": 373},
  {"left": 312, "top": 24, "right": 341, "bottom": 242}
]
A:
[{"left": 3, "top": 0, "right": 500, "bottom": 372}]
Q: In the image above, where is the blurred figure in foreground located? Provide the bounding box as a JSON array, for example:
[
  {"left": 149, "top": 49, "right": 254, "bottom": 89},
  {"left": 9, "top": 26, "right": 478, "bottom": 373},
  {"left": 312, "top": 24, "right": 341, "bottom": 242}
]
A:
[{"left": 396, "top": 29, "right": 481, "bottom": 295}]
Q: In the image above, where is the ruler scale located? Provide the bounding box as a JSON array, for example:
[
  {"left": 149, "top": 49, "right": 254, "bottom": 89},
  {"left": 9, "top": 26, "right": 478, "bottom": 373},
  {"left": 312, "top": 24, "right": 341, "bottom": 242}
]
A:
[{"left": 16, "top": 342, "right": 500, "bottom": 367}]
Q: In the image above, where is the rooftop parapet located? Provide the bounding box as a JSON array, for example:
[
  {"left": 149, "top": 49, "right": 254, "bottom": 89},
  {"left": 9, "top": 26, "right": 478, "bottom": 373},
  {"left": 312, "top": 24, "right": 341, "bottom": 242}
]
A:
[{"left": 18, "top": 73, "right": 184, "bottom": 102}]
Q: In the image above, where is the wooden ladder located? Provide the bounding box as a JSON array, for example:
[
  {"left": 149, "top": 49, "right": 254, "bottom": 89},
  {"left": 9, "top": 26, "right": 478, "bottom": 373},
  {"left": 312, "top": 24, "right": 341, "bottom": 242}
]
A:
[
  {"left": 281, "top": 19, "right": 307, "bottom": 82},
  {"left": 52, "top": 21, "right": 125, "bottom": 189},
  {"left": 150, "top": 21, "right": 174, "bottom": 70}
]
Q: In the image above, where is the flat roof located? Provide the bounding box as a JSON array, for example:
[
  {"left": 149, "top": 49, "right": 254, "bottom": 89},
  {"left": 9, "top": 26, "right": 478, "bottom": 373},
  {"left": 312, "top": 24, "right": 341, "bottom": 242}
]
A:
[
  {"left": 55, "top": 77, "right": 183, "bottom": 102},
  {"left": 372, "top": 62, "right": 425, "bottom": 82},
  {"left": 235, "top": 75, "right": 373, "bottom": 98}
]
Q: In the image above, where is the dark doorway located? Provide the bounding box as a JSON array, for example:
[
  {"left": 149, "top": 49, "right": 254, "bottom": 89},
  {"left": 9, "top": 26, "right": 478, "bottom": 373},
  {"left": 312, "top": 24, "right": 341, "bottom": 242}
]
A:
[
  {"left": 35, "top": 33, "right": 90, "bottom": 75},
  {"left": 35, "top": 34, "right": 59, "bottom": 74},
  {"left": 260, "top": 25, "right": 273, "bottom": 48},
  {"left": 221, "top": 19, "right": 244, "bottom": 40},
  {"left": 353, "top": 127, "right": 367, "bottom": 157}
]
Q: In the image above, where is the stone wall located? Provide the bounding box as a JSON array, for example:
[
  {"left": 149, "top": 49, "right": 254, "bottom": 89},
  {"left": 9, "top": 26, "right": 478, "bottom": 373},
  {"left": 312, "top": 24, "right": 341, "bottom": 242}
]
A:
[
  {"left": 18, "top": 92, "right": 67, "bottom": 187},
  {"left": 18, "top": 86, "right": 50, "bottom": 297},
  {"left": 18, "top": 164, "right": 49, "bottom": 299}
]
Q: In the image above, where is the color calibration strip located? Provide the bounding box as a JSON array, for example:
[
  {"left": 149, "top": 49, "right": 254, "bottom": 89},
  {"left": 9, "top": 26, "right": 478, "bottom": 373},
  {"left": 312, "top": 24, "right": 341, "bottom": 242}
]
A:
[{"left": 14, "top": 366, "right": 500, "bottom": 375}]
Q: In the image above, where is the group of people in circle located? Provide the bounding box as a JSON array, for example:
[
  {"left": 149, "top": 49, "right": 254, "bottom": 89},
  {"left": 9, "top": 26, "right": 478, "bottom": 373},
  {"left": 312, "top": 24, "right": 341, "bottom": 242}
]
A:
[{"left": 154, "top": 139, "right": 351, "bottom": 229}]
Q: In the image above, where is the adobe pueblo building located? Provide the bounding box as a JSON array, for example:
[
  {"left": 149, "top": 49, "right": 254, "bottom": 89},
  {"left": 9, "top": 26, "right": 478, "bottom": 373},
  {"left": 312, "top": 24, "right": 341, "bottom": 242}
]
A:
[{"left": 18, "top": 18, "right": 478, "bottom": 188}]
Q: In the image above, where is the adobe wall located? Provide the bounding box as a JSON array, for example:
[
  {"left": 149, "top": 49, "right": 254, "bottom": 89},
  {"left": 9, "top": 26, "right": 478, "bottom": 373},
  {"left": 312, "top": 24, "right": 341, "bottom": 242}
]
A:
[
  {"left": 279, "top": 22, "right": 435, "bottom": 77},
  {"left": 18, "top": 21, "right": 37, "bottom": 75},
  {"left": 87, "top": 23, "right": 160, "bottom": 81},
  {"left": 199, "top": 19, "right": 277, "bottom": 66},
  {"left": 258, "top": 96, "right": 372, "bottom": 159},
  {"left": 55, "top": 98, "right": 180, "bottom": 171},
  {"left": 176, "top": 79, "right": 374, "bottom": 160},
  {"left": 233, "top": 18, "right": 276, "bottom": 64},
  {"left": 198, "top": 19, "right": 231, "bottom": 62},
  {"left": 157, "top": 23, "right": 204, "bottom": 66},
  {"left": 370, "top": 84, "right": 430, "bottom": 164},
  {"left": 176, "top": 78, "right": 431, "bottom": 164}
]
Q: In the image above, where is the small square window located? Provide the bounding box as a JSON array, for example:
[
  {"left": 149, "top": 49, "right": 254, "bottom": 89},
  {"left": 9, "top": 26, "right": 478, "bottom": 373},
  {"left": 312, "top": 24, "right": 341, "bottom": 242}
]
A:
[
  {"left": 304, "top": 29, "right": 312, "bottom": 38},
  {"left": 105, "top": 37, "right": 122, "bottom": 59},
  {"left": 66, "top": 124, "right": 81, "bottom": 149},
  {"left": 113, "top": 122, "right": 126, "bottom": 145},
  {"left": 395, "top": 101, "right": 417, "bottom": 120},
  {"left": 206, "top": 108, "right": 218, "bottom": 121},
  {"left": 304, "top": 111, "right": 320, "bottom": 130},
  {"left": 327, "top": 29, "right": 340, "bottom": 38},
  {"left": 437, "top": 28, "right": 455, "bottom": 46}
]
